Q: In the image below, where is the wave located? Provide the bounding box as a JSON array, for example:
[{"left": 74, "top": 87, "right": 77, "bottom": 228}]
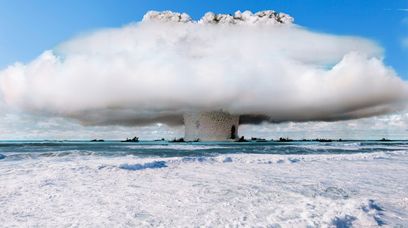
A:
[
  {"left": 1, "top": 141, "right": 408, "bottom": 162},
  {"left": 123, "top": 144, "right": 229, "bottom": 150},
  {"left": 1, "top": 151, "right": 407, "bottom": 226}
]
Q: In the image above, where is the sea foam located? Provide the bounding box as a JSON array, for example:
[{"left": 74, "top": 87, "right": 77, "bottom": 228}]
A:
[{"left": 0, "top": 142, "right": 407, "bottom": 226}]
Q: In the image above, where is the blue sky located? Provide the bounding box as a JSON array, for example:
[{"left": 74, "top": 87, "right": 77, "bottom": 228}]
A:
[{"left": 0, "top": 0, "right": 407, "bottom": 78}]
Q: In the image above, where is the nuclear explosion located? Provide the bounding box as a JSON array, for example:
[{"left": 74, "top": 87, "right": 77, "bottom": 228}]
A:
[{"left": 0, "top": 10, "right": 406, "bottom": 141}]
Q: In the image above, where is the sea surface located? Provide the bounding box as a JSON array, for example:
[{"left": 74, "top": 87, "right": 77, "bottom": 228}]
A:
[{"left": 1, "top": 140, "right": 408, "bottom": 227}]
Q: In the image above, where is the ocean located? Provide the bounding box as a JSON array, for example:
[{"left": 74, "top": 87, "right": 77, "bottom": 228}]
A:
[{"left": 1, "top": 140, "right": 407, "bottom": 227}]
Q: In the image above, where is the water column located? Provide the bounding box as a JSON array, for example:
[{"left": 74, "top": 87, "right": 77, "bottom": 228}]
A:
[{"left": 183, "top": 111, "right": 239, "bottom": 141}]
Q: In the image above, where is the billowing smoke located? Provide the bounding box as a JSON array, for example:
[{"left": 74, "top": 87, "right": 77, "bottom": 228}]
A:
[{"left": 0, "top": 10, "right": 407, "bottom": 126}]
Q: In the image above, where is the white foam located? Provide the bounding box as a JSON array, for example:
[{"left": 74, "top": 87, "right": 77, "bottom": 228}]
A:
[{"left": 0, "top": 152, "right": 407, "bottom": 226}]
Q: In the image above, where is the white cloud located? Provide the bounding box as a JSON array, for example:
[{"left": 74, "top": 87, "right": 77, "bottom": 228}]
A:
[
  {"left": 241, "top": 110, "right": 408, "bottom": 140},
  {"left": 0, "top": 10, "right": 407, "bottom": 139},
  {"left": 0, "top": 111, "right": 183, "bottom": 140}
]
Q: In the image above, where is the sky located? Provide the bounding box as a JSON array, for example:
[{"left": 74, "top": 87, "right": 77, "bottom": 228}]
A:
[{"left": 0, "top": 0, "right": 407, "bottom": 140}]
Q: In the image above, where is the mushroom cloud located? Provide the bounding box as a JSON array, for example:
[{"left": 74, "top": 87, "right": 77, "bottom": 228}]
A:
[{"left": 0, "top": 10, "right": 407, "bottom": 128}]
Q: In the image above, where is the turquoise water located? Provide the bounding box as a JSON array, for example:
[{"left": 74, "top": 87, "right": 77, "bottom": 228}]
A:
[{"left": 1, "top": 140, "right": 407, "bottom": 160}]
